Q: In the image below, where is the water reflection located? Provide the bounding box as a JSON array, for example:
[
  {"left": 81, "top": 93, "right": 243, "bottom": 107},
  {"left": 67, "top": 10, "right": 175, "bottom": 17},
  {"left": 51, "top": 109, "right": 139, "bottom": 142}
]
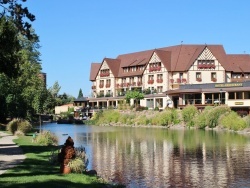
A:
[{"left": 42, "top": 123, "right": 250, "bottom": 187}]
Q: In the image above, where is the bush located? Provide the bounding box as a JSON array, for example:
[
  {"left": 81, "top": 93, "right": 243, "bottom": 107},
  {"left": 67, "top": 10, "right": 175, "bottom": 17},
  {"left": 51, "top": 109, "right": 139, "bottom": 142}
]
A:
[
  {"left": 194, "top": 107, "right": 213, "bottom": 129},
  {"left": 136, "top": 115, "right": 150, "bottom": 125},
  {"left": 68, "top": 158, "right": 85, "bottom": 173},
  {"left": 7, "top": 119, "right": 32, "bottom": 135},
  {"left": 220, "top": 111, "right": 247, "bottom": 131},
  {"left": 206, "top": 106, "right": 231, "bottom": 128},
  {"left": 243, "top": 115, "right": 250, "bottom": 127},
  {"left": 182, "top": 105, "right": 198, "bottom": 127},
  {"left": 36, "top": 131, "right": 58, "bottom": 146}
]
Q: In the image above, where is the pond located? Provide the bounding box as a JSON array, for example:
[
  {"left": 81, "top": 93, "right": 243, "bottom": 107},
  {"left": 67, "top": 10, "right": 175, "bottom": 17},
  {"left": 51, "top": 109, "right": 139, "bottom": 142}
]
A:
[{"left": 41, "top": 123, "right": 250, "bottom": 188}]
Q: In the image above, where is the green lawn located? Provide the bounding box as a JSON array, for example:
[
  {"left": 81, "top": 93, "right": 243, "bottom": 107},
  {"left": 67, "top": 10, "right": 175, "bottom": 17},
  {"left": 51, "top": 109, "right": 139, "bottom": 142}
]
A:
[{"left": 0, "top": 135, "right": 116, "bottom": 188}]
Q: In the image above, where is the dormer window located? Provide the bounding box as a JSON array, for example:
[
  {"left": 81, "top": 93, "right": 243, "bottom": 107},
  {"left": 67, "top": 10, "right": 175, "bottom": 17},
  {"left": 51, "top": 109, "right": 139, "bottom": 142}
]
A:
[
  {"left": 197, "top": 60, "right": 215, "bottom": 69},
  {"left": 100, "top": 69, "right": 110, "bottom": 77}
]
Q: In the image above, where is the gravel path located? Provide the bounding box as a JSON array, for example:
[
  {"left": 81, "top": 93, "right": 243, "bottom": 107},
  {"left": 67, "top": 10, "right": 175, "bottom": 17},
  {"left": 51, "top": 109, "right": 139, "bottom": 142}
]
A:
[{"left": 0, "top": 132, "right": 26, "bottom": 175}]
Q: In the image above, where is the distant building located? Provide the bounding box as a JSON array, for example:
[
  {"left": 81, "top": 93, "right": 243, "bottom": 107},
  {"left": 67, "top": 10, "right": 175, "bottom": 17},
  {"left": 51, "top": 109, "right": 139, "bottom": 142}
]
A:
[
  {"left": 55, "top": 103, "right": 74, "bottom": 115},
  {"left": 39, "top": 72, "right": 47, "bottom": 86},
  {"left": 88, "top": 44, "right": 250, "bottom": 115}
]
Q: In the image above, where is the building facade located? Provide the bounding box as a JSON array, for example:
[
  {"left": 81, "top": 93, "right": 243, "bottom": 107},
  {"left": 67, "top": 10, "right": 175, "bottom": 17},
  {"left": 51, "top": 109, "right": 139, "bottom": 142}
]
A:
[{"left": 88, "top": 44, "right": 250, "bottom": 115}]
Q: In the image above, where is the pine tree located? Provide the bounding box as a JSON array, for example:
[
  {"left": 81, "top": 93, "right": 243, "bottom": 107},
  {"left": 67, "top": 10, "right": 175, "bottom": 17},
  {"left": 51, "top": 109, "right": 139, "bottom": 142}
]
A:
[{"left": 78, "top": 89, "right": 83, "bottom": 99}]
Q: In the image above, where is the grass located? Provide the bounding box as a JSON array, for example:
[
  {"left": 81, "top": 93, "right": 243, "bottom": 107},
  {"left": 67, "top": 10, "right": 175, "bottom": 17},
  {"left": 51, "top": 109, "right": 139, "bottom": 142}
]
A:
[{"left": 0, "top": 134, "right": 117, "bottom": 188}]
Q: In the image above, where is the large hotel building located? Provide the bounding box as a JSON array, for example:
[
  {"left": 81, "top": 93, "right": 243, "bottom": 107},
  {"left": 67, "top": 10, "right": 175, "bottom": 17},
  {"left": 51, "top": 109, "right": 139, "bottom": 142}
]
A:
[{"left": 84, "top": 44, "right": 250, "bottom": 115}]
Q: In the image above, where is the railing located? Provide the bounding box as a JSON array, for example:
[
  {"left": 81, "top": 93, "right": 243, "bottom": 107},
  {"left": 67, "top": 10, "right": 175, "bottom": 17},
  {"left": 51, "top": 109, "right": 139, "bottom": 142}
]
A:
[
  {"left": 148, "top": 80, "right": 154, "bottom": 84},
  {"left": 149, "top": 66, "right": 161, "bottom": 72},
  {"left": 100, "top": 72, "right": 110, "bottom": 77},
  {"left": 198, "top": 64, "right": 216, "bottom": 69}
]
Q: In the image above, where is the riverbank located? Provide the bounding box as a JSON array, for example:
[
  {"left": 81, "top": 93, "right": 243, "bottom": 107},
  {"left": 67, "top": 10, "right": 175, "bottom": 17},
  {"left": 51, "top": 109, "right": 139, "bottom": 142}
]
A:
[
  {"left": 0, "top": 131, "right": 120, "bottom": 188},
  {"left": 88, "top": 108, "right": 250, "bottom": 134}
]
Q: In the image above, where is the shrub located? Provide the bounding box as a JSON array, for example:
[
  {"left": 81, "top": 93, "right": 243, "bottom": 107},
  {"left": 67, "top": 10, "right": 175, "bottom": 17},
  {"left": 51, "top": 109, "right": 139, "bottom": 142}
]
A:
[
  {"left": 194, "top": 107, "right": 213, "bottom": 129},
  {"left": 18, "top": 120, "right": 32, "bottom": 134},
  {"left": 220, "top": 111, "right": 247, "bottom": 131},
  {"left": 243, "top": 115, "right": 250, "bottom": 127},
  {"left": 182, "top": 105, "right": 198, "bottom": 127},
  {"left": 7, "top": 119, "right": 32, "bottom": 135},
  {"left": 136, "top": 115, "right": 150, "bottom": 125},
  {"left": 68, "top": 158, "right": 85, "bottom": 173},
  {"left": 36, "top": 131, "right": 58, "bottom": 146},
  {"left": 206, "top": 106, "right": 231, "bottom": 128}
]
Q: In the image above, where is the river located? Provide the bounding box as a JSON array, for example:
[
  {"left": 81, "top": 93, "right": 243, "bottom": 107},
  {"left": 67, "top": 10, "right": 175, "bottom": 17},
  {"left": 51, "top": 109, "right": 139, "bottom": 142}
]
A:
[{"left": 41, "top": 123, "right": 250, "bottom": 188}]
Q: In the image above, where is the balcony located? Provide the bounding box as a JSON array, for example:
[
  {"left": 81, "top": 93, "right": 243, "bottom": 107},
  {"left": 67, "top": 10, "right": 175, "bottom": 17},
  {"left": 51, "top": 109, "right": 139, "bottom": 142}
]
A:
[
  {"left": 149, "top": 66, "right": 161, "bottom": 72},
  {"left": 196, "top": 78, "right": 202, "bottom": 82},
  {"left": 211, "top": 78, "right": 217, "bottom": 82},
  {"left": 148, "top": 80, "right": 154, "bottom": 84},
  {"left": 100, "top": 72, "right": 110, "bottom": 77},
  {"left": 198, "top": 64, "right": 216, "bottom": 69},
  {"left": 157, "top": 79, "right": 163, "bottom": 83},
  {"left": 137, "top": 82, "right": 142, "bottom": 86},
  {"left": 105, "top": 84, "right": 111, "bottom": 88},
  {"left": 181, "top": 78, "right": 187, "bottom": 83},
  {"left": 91, "top": 86, "right": 96, "bottom": 89}
]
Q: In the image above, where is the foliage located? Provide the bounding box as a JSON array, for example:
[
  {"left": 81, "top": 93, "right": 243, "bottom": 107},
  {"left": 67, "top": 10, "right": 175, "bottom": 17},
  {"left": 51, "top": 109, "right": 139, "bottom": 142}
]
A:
[
  {"left": 181, "top": 105, "right": 198, "bottom": 127},
  {"left": 194, "top": 106, "right": 213, "bottom": 129},
  {"left": 78, "top": 88, "right": 83, "bottom": 99},
  {"left": 68, "top": 157, "right": 85, "bottom": 173},
  {"left": 0, "top": 0, "right": 36, "bottom": 39},
  {"left": 125, "top": 90, "right": 144, "bottom": 106},
  {"left": 206, "top": 106, "right": 231, "bottom": 128},
  {"left": 48, "top": 81, "right": 61, "bottom": 98},
  {"left": 7, "top": 118, "right": 32, "bottom": 134},
  {"left": 220, "top": 111, "right": 247, "bottom": 131},
  {"left": 151, "top": 109, "right": 179, "bottom": 126},
  {"left": 136, "top": 115, "right": 150, "bottom": 125},
  {"left": 0, "top": 135, "right": 109, "bottom": 187},
  {"left": 36, "top": 131, "right": 58, "bottom": 146},
  {"left": 243, "top": 115, "right": 250, "bottom": 127}
]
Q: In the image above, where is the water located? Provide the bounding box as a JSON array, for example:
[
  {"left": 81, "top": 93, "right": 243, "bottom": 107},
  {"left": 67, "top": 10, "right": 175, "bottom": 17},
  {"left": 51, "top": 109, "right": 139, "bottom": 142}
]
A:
[{"left": 41, "top": 123, "right": 250, "bottom": 188}]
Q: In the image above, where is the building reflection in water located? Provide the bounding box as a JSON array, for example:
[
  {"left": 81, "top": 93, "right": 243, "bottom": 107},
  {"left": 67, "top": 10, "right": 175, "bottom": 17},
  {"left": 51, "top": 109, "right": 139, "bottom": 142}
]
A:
[{"left": 54, "top": 126, "right": 250, "bottom": 188}]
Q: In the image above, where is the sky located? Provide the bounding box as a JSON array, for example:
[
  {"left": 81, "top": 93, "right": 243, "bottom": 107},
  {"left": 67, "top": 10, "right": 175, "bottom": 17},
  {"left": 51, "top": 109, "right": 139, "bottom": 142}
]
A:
[{"left": 24, "top": 0, "right": 250, "bottom": 98}]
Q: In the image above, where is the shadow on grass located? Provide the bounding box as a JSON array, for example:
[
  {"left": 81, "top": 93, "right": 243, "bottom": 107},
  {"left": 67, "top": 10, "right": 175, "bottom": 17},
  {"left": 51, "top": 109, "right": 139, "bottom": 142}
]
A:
[{"left": 0, "top": 179, "right": 108, "bottom": 188}]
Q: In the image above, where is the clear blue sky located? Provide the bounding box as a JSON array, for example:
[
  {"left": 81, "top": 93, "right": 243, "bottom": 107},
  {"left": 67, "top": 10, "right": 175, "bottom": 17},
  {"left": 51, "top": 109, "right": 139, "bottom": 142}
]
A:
[{"left": 25, "top": 0, "right": 250, "bottom": 98}]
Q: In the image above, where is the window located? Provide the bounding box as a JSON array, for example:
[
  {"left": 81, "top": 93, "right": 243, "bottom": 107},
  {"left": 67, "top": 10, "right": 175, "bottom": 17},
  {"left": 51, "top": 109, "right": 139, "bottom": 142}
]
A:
[
  {"left": 211, "top": 72, "right": 216, "bottom": 78},
  {"left": 236, "top": 92, "right": 243, "bottom": 99},
  {"left": 196, "top": 72, "right": 201, "bottom": 78},
  {"left": 244, "top": 92, "right": 250, "bottom": 99},
  {"left": 228, "top": 92, "right": 234, "bottom": 99},
  {"left": 211, "top": 72, "right": 217, "bottom": 81},
  {"left": 179, "top": 73, "right": 183, "bottom": 79},
  {"left": 157, "top": 86, "right": 163, "bottom": 93}
]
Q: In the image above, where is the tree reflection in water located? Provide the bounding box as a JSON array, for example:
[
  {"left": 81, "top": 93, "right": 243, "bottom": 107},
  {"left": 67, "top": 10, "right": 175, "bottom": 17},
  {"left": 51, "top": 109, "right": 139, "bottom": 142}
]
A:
[{"left": 42, "top": 124, "right": 250, "bottom": 188}]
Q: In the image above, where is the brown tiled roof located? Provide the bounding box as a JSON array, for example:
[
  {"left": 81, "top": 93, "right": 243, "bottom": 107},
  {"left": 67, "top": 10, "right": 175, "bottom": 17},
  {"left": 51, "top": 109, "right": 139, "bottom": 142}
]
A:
[
  {"left": 154, "top": 49, "right": 171, "bottom": 70},
  {"left": 104, "top": 58, "right": 121, "bottom": 77},
  {"left": 89, "top": 44, "right": 248, "bottom": 81},
  {"left": 117, "top": 49, "right": 154, "bottom": 77},
  {"left": 89, "top": 63, "right": 101, "bottom": 81},
  {"left": 226, "top": 54, "right": 250, "bottom": 72}
]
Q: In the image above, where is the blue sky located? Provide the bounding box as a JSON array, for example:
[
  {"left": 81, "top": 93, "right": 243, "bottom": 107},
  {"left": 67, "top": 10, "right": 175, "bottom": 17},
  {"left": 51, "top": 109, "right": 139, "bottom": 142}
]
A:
[{"left": 25, "top": 0, "right": 250, "bottom": 98}]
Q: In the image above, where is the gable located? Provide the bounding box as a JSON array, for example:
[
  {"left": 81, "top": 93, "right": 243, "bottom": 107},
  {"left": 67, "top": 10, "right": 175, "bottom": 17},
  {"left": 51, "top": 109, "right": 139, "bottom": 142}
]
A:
[
  {"left": 149, "top": 52, "right": 161, "bottom": 63},
  {"left": 197, "top": 47, "right": 216, "bottom": 60},
  {"left": 101, "top": 60, "right": 109, "bottom": 70}
]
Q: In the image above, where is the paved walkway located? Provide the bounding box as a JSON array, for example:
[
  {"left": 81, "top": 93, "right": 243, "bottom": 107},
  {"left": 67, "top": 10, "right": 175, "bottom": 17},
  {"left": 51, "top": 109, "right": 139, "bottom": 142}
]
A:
[{"left": 0, "top": 132, "right": 26, "bottom": 175}]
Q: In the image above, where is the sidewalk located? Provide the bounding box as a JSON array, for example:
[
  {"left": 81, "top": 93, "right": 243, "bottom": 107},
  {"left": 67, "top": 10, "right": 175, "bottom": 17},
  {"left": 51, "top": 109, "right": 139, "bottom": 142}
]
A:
[{"left": 0, "top": 132, "right": 26, "bottom": 175}]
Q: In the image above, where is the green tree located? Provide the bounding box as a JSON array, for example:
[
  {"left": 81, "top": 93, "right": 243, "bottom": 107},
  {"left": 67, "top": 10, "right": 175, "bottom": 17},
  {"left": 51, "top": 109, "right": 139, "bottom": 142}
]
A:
[
  {"left": 78, "top": 88, "right": 83, "bottom": 98},
  {"left": 48, "top": 81, "right": 61, "bottom": 98},
  {"left": 125, "top": 90, "right": 144, "bottom": 106},
  {"left": 0, "top": 0, "right": 35, "bottom": 39}
]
